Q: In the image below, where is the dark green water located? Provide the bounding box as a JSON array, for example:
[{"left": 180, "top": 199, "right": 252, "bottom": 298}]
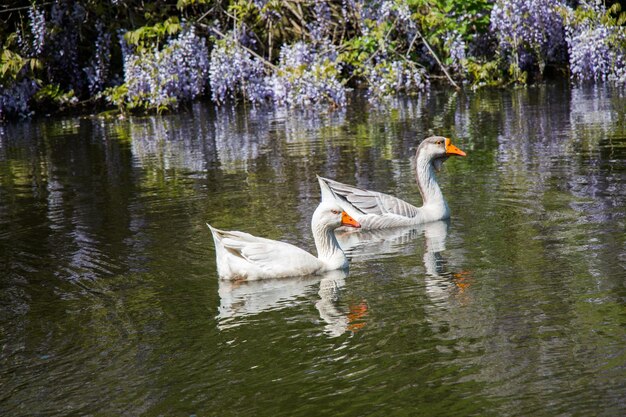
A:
[{"left": 1, "top": 84, "right": 625, "bottom": 416}]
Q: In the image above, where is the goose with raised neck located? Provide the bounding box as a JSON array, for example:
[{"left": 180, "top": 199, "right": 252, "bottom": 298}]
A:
[
  {"left": 318, "top": 136, "right": 466, "bottom": 230},
  {"left": 207, "top": 201, "right": 360, "bottom": 280}
]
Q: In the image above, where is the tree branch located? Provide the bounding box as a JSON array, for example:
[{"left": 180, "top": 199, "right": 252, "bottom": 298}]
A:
[
  {"left": 199, "top": 25, "right": 278, "bottom": 72},
  {"left": 410, "top": 29, "right": 460, "bottom": 90}
]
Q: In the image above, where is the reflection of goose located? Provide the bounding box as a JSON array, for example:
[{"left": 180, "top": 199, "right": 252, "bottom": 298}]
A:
[
  {"left": 217, "top": 274, "right": 322, "bottom": 326},
  {"left": 207, "top": 202, "right": 360, "bottom": 280},
  {"left": 421, "top": 221, "right": 453, "bottom": 301},
  {"left": 315, "top": 269, "right": 350, "bottom": 337},
  {"left": 335, "top": 220, "right": 449, "bottom": 262},
  {"left": 319, "top": 136, "right": 466, "bottom": 229},
  {"left": 217, "top": 269, "right": 359, "bottom": 337},
  {"left": 418, "top": 220, "right": 473, "bottom": 303},
  {"left": 336, "top": 219, "right": 469, "bottom": 302}
]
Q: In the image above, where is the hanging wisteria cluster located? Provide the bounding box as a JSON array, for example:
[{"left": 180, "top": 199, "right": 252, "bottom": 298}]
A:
[
  {"left": 271, "top": 41, "right": 346, "bottom": 107},
  {"left": 209, "top": 36, "right": 270, "bottom": 105},
  {"left": 1, "top": 5, "right": 45, "bottom": 120},
  {"left": 563, "top": 1, "right": 626, "bottom": 84},
  {"left": 209, "top": 37, "right": 346, "bottom": 107},
  {"left": 307, "top": 2, "right": 333, "bottom": 42},
  {"left": 446, "top": 31, "right": 467, "bottom": 74},
  {"left": 26, "top": 6, "right": 46, "bottom": 57},
  {"left": 47, "top": 1, "right": 86, "bottom": 95},
  {"left": 120, "top": 25, "right": 210, "bottom": 110},
  {"left": 490, "top": 0, "right": 568, "bottom": 74},
  {"left": 0, "top": 79, "right": 38, "bottom": 121},
  {"left": 364, "top": 59, "right": 430, "bottom": 103},
  {"left": 84, "top": 22, "right": 112, "bottom": 96}
]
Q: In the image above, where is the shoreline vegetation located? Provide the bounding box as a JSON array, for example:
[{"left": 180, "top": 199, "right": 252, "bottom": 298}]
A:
[{"left": 1, "top": 0, "right": 625, "bottom": 122}]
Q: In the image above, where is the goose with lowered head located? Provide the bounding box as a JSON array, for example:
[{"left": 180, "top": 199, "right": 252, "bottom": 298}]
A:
[
  {"left": 318, "top": 136, "right": 466, "bottom": 229},
  {"left": 207, "top": 201, "right": 361, "bottom": 280}
]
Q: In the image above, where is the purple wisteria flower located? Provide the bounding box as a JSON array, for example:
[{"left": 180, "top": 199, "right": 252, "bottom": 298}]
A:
[
  {"left": 28, "top": 6, "right": 46, "bottom": 57},
  {"left": 0, "top": 79, "right": 39, "bottom": 120},
  {"left": 271, "top": 41, "right": 346, "bottom": 107},
  {"left": 563, "top": 1, "right": 626, "bottom": 84},
  {"left": 490, "top": 0, "right": 567, "bottom": 72},
  {"left": 209, "top": 35, "right": 271, "bottom": 105},
  {"left": 84, "top": 22, "right": 112, "bottom": 95},
  {"left": 120, "top": 25, "right": 210, "bottom": 109},
  {"left": 364, "top": 59, "right": 429, "bottom": 103},
  {"left": 47, "top": 1, "right": 86, "bottom": 94},
  {"left": 307, "top": 2, "right": 333, "bottom": 42},
  {"left": 209, "top": 35, "right": 345, "bottom": 108},
  {"left": 446, "top": 31, "right": 467, "bottom": 74}
]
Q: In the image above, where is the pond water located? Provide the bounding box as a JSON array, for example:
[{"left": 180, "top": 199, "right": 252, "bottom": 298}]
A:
[{"left": 1, "top": 83, "right": 624, "bottom": 416}]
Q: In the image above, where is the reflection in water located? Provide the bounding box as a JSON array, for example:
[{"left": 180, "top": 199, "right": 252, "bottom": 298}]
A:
[
  {"left": 315, "top": 269, "right": 356, "bottom": 338},
  {"left": 419, "top": 220, "right": 473, "bottom": 305},
  {"left": 217, "top": 269, "right": 359, "bottom": 337},
  {"left": 123, "top": 104, "right": 350, "bottom": 173},
  {"left": 0, "top": 84, "right": 624, "bottom": 417},
  {"left": 337, "top": 220, "right": 469, "bottom": 302},
  {"left": 217, "top": 274, "right": 320, "bottom": 328},
  {"left": 335, "top": 224, "right": 427, "bottom": 260},
  {"left": 336, "top": 219, "right": 451, "bottom": 265}
]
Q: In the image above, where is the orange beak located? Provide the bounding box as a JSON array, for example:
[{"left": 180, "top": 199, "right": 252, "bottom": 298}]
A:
[
  {"left": 445, "top": 138, "right": 466, "bottom": 157},
  {"left": 341, "top": 211, "right": 361, "bottom": 228}
]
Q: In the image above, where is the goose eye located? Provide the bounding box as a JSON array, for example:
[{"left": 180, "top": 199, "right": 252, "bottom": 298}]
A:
[
  {"left": 435, "top": 140, "right": 442, "bottom": 145},
  {"left": 331, "top": 209, "right": 340, "bottom": 215}
]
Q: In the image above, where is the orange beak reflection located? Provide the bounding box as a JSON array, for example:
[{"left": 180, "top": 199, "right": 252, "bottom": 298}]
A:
[
  {"left": 347, "top": 301, "right": 368, "bottom": 331},
  {"left": 341, "top": 211, "right": 361, "bottom": 228},
  {"left": 445, "top": 138, "right": 467, "bottom": 157}
]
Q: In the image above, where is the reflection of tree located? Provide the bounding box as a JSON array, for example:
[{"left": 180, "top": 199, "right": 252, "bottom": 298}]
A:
[
  {"left": 0, "top": 117, "right": 165, "bottom": 415},
  {"left": 0, "top": 84, "right": 624, "bottom": 415},
  {"left": 447, "top": 84, "right": 626, "bottom": 411}
]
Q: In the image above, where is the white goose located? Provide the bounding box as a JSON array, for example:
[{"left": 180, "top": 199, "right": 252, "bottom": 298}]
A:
[
  {"left": 207, "top": 202, "right": 361, "bottom": 280},
  {"left": 318, "top": 136, "right": 466, "bottom": 229}
]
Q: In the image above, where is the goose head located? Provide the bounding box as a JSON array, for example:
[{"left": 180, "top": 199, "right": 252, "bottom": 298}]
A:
[
  {"left": 417, "top": 136, "right": 466, "bottom": 171},
  {"left": 312, "top": 201, "right": 361, "bottom": 231}
]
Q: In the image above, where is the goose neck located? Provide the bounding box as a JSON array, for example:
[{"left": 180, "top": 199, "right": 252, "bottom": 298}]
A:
[
  {"left": 415, "top": 153, "right": 445, "bottom": 206},
  {"left": 312, "top": 223, "right": 347, "bottom": 270}
]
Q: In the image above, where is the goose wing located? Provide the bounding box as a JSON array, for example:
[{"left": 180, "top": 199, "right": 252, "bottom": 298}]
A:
[
  {"left": 318, "top": 176, "right": 419, "bottom": 218},
  {"left": 208, "top": 225, "right": 321, "bottom": 277}
]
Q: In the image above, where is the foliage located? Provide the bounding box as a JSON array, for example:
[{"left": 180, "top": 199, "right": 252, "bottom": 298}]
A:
[
  {"left": 562, "top": 1, "right": 626, "bottom": 84},
  {"left": 362, "top": 59, "right": 430, "bottom": 103},
  {"left": 0, "top": 0, "right": 625, "bottom": 120},
  {"left": 208, "top": 35, "right": 270, "bottom": 105},
  {"left": 123, "top": 17, "right": 182, "bottom": 50},
  {"left": 272, "top": 41, "right": 346, "bottom": 107},
  {"left": 115, "top": 24, "right": 210, "bottom": 112},
  {"left": 33, "top": 84, "right": 78, "bottom": 109},
  {"left": 490, "top": 0, "right": 567, "bottom": 81}
]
